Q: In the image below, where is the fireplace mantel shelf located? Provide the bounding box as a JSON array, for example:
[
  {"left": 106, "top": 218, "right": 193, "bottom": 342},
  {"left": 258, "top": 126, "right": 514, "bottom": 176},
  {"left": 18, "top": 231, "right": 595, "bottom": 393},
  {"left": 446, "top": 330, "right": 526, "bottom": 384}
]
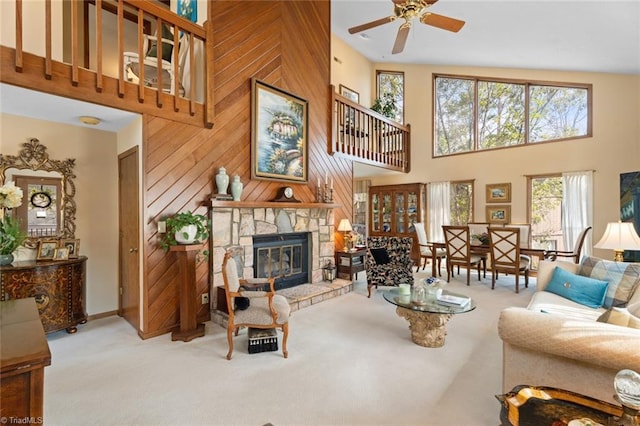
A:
[{"left": 208, "top": 199, "right": 341, "bottom": 209}]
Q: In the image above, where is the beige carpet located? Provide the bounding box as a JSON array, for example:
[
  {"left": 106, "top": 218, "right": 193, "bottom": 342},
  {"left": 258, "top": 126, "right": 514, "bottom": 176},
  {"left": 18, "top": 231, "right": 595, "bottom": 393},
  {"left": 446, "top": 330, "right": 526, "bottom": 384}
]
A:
[{"left": 43, "top": 270, "right": 534, "bottom": 425}]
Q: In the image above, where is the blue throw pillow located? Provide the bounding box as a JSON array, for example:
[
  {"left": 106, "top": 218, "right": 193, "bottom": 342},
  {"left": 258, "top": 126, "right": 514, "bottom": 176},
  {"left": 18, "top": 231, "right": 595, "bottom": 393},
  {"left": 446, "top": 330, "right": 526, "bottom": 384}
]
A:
[{"left": 545, "top": 266, "right": 609, "bottom": 309}]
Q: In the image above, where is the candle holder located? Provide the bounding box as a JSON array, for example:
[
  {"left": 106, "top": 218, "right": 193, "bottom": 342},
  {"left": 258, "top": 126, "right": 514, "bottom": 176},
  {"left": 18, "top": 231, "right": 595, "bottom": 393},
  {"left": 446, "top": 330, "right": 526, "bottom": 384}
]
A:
[{"left": 317, "top": 182, "right": 334, "bottom": 203}]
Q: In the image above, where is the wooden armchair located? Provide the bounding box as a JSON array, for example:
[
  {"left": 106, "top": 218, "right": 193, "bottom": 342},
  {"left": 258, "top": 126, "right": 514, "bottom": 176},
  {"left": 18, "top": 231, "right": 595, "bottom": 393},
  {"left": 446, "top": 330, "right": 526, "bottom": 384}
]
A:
[
  {"left": 545, "top": 226, "right": 592, "bottom": 263},
  {"left": 488, "top": 227, "right": 530, "bottom": 293},
  {"left": 365, "top": 236, "right": 414, "bottom": 298},
  {"left": 442, "top": 225, "right": 482, "bottom": 286},
  {"left": 221, "top": 250, "right": 290, "bottom": 360}
]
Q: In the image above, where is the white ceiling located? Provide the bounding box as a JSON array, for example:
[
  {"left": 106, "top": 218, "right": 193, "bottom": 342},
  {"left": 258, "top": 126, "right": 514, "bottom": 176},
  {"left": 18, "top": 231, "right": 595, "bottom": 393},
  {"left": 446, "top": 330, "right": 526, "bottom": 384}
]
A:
[
  {"left": 333, "top": 0, "right": 640, "bottom": 74},
  {"left": 0, "top": 83, "right": 139, "bottom": 133}
]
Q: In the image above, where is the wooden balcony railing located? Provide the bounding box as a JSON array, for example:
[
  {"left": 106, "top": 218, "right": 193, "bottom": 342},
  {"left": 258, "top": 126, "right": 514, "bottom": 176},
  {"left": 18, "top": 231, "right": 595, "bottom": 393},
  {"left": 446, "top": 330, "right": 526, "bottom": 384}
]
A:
[
  {"left": 331, "top": 87, "right": 411, "bottom": 173},
  {"left": 4, "top": 0, "right": 213, "bottom": 127}
]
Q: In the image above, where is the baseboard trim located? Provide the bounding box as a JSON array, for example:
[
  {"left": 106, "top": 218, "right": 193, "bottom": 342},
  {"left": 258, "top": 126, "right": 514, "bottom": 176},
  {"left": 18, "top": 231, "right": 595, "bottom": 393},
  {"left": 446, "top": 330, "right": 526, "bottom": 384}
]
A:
[{"left": 87, "top": 310, "right": 118, "bottom": 321}]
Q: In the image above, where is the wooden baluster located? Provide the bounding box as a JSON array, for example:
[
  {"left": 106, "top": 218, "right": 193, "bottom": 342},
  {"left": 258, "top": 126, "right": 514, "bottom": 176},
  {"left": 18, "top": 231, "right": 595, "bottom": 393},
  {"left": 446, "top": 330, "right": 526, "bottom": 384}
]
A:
[
  {"left": 117, "top": 0, "right": 125, "bottom": 96},
  {"left": 15, "top": 0, "right": 23, "bottom": 72},
  {"left": 173, "top": 25, "right": 180, "bottom": 112},
  {"left": 95, "top": 0, "right": 103, "bottom": 91},
  {"left": 136, "top": 8, "right": 145, "bottom": 102},
  {"left": 155, "top": 17, "right": 164, "bottom": 107},
  {"left": 44, "top": 0, "right": 51, "bottom": 79},
  {"left": 204, "top": 20, "right": 215, "bottom": 128},
  {"left": 71, "top": 0, "right": 78, "bottom": 86},
  {"left": 188, "top": 33, "right": 195, "bottom": 115}
]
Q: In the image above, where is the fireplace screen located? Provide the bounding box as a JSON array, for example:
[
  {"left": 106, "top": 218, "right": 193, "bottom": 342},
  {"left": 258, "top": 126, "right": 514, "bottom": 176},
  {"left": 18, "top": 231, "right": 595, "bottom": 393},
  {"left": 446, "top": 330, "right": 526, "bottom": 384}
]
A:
[
  {"left": 253, "top": 232, "right": 310, "bottom": 290},
  {"left": 256, "top": 244, "right": 302, "bottom": 278}
]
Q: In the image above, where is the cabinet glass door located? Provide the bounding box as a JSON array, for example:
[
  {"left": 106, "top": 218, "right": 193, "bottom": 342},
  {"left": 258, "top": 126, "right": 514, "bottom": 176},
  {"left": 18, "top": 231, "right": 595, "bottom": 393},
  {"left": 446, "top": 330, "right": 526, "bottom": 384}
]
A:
[
  {"left": 371, "top": 193, "right": 380, "bottom": 232},
  {"left": 382, "top": 193, "right": 392, "bottom": 232},
  {"left": 395, "top": 192, "right": 405, "bottom": 233},
  {"left": 407, "top": 191, "right": 418, "bottom": 233}
]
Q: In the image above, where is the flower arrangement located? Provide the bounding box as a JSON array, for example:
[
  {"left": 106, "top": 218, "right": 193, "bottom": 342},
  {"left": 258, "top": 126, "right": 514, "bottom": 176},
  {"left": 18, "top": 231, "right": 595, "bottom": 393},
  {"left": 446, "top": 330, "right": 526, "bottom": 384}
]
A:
[
  {"left": 472, "top": 232, "right": 490, "bottom": 245},
  {"left": 0, "top": 182, "right": 26, "bottom": 256}
]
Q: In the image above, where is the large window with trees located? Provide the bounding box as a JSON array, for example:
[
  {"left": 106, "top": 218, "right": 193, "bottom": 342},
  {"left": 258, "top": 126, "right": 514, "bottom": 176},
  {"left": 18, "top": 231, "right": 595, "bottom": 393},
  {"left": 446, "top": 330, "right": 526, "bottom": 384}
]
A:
[
  {"left": 376, "top": 70, "right": 404, "bottom": 124},
  {"left": 450, "top": 180, "right": 474, "bottom": 225},
  {"left": 528, "top": 174, "right": 563, "bottom": 251},
  {"left": 434, "top": 75, "right": 591, "bottom": 157}
]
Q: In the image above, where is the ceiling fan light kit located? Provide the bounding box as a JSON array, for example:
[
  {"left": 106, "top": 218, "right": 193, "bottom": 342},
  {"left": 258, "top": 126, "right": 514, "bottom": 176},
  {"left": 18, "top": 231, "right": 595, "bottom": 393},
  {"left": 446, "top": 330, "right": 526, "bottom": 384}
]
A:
[{"left": 348, "top": 0, "right": 465, "bottom": 54}]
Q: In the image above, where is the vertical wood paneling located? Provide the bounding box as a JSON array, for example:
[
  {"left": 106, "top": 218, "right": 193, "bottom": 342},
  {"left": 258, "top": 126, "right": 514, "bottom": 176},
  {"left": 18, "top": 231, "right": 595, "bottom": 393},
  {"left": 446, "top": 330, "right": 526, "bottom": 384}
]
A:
[{"left": 140, "top": 1, "right": 352, "bottom": 338}]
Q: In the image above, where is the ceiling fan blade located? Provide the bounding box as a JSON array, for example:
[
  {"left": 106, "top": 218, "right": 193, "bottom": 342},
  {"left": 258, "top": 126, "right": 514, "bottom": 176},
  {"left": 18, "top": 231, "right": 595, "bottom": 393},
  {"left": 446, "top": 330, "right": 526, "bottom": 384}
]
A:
[
  {"left": 392, "top": 23, "right": 411, "bottom": 54},
  {"left": 420, "top": 12, "right": 465, "bottom": 32},
  {"left": 348, "top": 16, "right": 396, "bottom": 34}
]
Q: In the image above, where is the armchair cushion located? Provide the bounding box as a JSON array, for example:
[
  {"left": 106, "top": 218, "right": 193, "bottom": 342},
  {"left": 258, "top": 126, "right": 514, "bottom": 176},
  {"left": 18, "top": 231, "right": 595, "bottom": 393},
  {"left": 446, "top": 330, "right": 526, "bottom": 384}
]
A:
[
  {"left": 234, "top": 295, "right": 290, "bottom": 325},
  {"left": 545, "top": 266, "right": 608, "bottom": 309},
  {"left": 370, "top": 247, "right": 391, "bottom": 265},
  {"left": 147, "top": 24, "right": 174, "bottom": 61}
]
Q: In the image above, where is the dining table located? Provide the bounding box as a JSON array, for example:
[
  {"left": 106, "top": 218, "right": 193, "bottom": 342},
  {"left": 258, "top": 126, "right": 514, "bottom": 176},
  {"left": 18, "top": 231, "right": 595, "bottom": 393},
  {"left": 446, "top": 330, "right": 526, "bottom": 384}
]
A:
[{"left": 427, "top": 242, "right": 547, "bottom": 278}]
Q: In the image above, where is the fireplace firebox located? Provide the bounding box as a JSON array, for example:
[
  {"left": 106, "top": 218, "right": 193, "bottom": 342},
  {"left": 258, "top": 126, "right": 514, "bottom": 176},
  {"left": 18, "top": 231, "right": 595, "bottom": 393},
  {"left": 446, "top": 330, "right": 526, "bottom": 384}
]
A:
[{"left": 252, "top": 232, "right": 310, "bottom": 290}]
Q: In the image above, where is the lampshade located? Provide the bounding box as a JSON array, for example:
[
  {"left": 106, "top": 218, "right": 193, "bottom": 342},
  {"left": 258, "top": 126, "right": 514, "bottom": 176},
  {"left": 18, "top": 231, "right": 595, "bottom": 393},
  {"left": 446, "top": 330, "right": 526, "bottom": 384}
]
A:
[
  {"left": 594, "top": 221, "right": 640, "bottom": 262},
  {"left": 337, "top": 219, "right": 352, "bottom": 232}
]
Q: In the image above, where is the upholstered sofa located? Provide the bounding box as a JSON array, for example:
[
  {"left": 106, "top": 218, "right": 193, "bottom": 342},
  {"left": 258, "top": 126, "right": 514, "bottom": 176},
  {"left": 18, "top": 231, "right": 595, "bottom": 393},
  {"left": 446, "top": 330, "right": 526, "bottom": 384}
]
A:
[
  {"left": 498, "top": 257, "right": 640, "bottom": 404},
  {"left": 365, "top": 236, "right": 414, "bottom": 298}
]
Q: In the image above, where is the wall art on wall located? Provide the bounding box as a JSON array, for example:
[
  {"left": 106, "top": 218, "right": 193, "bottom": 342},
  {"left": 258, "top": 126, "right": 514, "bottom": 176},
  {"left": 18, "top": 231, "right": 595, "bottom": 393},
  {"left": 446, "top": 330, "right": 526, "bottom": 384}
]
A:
[
  {"left": 486, "top": 182, "right": 511, "bottom": 203},
  {"left": 251, "top": 78, "right": 308, "bottom": 183},
  {"left": 339, "top": 84, "right": 359, "bottom": 104},
  {"left": 177, "top": 0, "right": 197, "bottom": 23},
  {"left": 621, "top": 171, "right": 640, "bottom": 262},
  {"left": 486, "top": 205, "right": 511, "bottom": 224}
]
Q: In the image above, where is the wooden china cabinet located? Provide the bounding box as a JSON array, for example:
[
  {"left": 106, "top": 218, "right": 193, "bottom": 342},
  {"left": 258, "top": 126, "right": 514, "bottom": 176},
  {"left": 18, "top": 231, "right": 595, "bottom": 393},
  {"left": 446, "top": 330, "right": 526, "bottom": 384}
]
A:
[{"left": 368, "top": 183, "right": 425, "bottom": 265}]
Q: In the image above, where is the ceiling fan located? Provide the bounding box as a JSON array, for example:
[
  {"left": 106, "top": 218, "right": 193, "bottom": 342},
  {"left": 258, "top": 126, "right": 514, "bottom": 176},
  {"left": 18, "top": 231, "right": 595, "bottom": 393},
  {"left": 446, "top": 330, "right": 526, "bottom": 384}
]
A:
[{"left": 348, "top": 0, "right": 465, "bottom": 55}]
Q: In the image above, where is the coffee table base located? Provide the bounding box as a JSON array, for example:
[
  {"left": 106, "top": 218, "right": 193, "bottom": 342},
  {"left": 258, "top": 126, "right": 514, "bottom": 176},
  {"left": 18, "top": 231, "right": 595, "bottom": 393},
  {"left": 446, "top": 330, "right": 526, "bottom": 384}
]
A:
[{"left": 396, "top": 307, "right": 453, "bottom": 347}]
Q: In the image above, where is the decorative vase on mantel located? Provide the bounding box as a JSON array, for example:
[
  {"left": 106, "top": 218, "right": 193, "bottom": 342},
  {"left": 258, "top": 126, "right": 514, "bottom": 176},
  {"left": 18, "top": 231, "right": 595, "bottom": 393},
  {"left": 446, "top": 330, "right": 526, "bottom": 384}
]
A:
[
  {"left": 174, "top": 225, "right": 197, "bottom": 245},
  {"left": 215, "top": 167, "right": 229, "bottom": 195},
  {"left": 0, "top": 253, "right": 14, "bottom": 266},
  {"left": 230, "top": 175, "right": 243, "bottom": 201}
]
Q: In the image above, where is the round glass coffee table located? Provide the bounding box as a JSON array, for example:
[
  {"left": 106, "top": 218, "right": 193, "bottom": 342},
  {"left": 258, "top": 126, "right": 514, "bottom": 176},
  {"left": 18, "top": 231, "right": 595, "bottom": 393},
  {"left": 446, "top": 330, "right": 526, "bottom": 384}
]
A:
[{"left": 383, "top": 287, "right": 476, "bottom": 348}]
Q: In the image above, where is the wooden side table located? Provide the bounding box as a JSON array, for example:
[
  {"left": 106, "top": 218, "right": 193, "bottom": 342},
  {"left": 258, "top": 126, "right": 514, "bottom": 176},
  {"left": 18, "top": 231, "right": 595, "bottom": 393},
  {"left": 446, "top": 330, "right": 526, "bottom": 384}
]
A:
[
  {"left": 170, "top": 244, "right": 206, "bottom": 342},
  {"left": 335, "top": 248, "right": 367, "bottom": 281}
]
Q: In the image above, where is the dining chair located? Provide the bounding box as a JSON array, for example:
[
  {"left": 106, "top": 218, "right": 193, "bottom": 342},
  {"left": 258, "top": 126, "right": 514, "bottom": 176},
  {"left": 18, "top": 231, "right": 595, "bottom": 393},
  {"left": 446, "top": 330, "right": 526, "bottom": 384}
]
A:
[
  {"left": 221, "top": 250, "right": 290, "bottom": 360},
  {"left": 414, "top": 222, "right": 446, "bottom": 275},
  {"left": 442, "top": 225, "right": 483, "bottom": 285},
  {"left": 545, "top": 226, "right": 592, "bottom": 264},
  {"left": 488, "top": 227, "right": 530, "bottom": 293},
  {"left": 468, "top": 222, "right": 490, "bottom": 277}
]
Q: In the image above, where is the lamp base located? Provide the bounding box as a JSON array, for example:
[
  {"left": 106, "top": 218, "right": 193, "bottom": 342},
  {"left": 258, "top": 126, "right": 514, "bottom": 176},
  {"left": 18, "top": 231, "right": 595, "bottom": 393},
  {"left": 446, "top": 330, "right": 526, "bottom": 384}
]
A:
[{"left": 614, "top": 250, "right": 625, "bottom": 262}]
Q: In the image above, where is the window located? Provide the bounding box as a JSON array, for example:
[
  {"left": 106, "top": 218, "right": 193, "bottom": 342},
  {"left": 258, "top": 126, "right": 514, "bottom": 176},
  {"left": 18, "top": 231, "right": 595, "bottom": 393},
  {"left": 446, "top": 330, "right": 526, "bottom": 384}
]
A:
[
  {"left": 450, "top": 180, "right": 474, "bottom": 225},
  {"left": 528, "top": 174, "right": 563, "bottom": 251},
  {"left": 376, "top": 70, "right": 404, "bottom": 124},
  {"left": 434, "top": 75, "right": 591, "bottom": 157}
]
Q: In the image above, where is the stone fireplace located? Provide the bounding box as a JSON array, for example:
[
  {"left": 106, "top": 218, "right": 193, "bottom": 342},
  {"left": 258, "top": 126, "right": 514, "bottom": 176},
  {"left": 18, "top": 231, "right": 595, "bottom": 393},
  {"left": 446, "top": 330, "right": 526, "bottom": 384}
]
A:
[{"left": 209, "top": 202, "right": 336, "bottom": 308}]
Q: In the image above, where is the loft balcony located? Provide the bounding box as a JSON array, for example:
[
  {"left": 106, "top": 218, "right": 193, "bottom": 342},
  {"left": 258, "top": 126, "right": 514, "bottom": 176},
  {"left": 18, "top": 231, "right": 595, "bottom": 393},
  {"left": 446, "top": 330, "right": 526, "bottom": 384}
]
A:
[{"left": 331, "top": 88, "right": 411, "bottom": 173}]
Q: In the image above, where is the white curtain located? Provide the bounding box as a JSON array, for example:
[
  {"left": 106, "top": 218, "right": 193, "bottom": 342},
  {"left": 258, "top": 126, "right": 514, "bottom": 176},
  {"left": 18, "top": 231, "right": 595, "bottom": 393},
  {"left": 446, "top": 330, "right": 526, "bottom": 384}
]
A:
[
  {"left": 562, "top": 171, "right": 593, "bottom": 256},
  {"left": 428, "top": 182, "right": 451, "bottom": 243}
]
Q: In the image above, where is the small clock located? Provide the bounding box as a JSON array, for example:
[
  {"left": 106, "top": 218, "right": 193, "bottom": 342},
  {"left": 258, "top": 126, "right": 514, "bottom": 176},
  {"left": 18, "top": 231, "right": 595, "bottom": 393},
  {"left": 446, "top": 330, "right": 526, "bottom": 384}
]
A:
[
  {"left": 272, "top": 186, "right": 300, "bottom": 202},
  {"left": 31, "top": 191, "right": 52, "bottom": 208}
]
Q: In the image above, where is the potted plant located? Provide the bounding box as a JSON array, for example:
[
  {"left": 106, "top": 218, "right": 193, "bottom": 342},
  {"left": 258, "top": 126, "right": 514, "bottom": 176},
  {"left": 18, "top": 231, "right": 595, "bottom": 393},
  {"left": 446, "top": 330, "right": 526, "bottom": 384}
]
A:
[
  {"left": 0, "top": 181, "right": 26, "bottom": 265},
  {"left": 371, "top": 93, "right": 397, "bottom": 120},
  {"left": 161, "top": 210, "right": 210, "bottom": 251}
]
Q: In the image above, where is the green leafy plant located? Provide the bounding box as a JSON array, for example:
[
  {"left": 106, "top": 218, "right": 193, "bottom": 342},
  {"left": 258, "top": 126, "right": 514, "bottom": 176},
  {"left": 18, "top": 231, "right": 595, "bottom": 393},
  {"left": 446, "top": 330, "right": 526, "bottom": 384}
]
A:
[
  {"left": 371, "top": 93, "right": 397, "bottom": 120},
  {"left": 0, "top": 215, "right": 26, "bottom": 255},
  {"left": 160, "top": 211, "right": 210, "bottom": 252}
]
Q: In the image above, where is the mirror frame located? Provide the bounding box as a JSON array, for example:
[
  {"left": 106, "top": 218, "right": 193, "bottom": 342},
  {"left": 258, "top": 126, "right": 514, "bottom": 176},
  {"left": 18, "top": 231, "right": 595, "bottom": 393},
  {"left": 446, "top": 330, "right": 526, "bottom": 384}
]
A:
[{"left": 0, "top": 138, "right": 76, "bottom": 248}]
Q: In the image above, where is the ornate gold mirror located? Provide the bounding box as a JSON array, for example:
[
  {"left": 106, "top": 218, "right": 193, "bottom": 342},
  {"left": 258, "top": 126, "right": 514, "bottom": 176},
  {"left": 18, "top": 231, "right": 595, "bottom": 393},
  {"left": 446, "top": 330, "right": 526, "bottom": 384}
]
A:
[{"left": 0, "top": 138, "right": 76, "bottom": 248}]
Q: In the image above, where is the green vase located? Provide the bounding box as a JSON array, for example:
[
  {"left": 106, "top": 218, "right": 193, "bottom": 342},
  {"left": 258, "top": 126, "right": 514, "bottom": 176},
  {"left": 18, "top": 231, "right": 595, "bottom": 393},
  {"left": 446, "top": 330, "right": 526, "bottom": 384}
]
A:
[{"left": 0, "top": 253, "right": 14, "bottom": 266}]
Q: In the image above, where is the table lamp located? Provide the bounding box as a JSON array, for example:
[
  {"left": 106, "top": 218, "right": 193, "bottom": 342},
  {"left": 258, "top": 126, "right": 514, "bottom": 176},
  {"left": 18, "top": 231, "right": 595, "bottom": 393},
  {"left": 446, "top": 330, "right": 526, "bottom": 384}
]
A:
[
  {"left": 594, "top": 221, "right": 640, "bottom": 262},
  {"left": 337, "top": 219, "right": 353, "bottom": 252}
]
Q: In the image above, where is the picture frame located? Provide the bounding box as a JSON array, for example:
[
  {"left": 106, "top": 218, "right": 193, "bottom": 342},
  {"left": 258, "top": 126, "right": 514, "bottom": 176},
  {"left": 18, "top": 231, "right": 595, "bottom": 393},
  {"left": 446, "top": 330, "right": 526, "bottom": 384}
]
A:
[
  {"left": 486, "top": 205, "right": 511, "bottom": 224},
  {"left": 177, "top": 0, "right": 197, "bottom": 23},
  {"left": 53, "top": 247, "right": 69, "bottom": 261},
  {"left": 60, "top": 239, "right": 80, "bottom": 258},
  {"left": 36, "top": 240, "right": 59, "bottom": 260},
  {"left": 251, "top": 79, "right": 308, "bottom": 183},
  {"left": 339, "top": 84, "right": 359, "bottom": 104},
  {"left": 486, "top": 182, "right": 512, "bottom": 203}
]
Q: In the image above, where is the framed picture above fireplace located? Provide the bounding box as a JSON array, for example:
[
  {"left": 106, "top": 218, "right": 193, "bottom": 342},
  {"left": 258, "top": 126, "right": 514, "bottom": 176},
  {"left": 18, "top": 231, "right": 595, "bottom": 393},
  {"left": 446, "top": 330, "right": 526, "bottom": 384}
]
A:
[{"left": 251, "top": 78, "right": 308, "bottom": 183}]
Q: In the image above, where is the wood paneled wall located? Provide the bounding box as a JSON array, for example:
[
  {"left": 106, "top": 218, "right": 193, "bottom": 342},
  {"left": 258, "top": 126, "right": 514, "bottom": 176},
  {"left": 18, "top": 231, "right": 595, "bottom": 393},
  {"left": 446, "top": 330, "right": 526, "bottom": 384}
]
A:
[{"left": 141, "top": 1, "right": 353, "bottom": 338}]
